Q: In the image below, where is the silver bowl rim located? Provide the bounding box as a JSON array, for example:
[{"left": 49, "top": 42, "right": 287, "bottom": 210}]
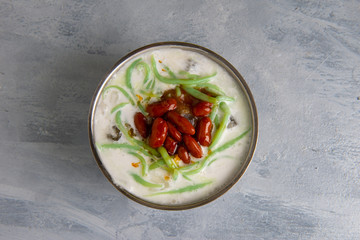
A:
[{"left": 88, "top": 41, "right": 258, "bottom": 210}]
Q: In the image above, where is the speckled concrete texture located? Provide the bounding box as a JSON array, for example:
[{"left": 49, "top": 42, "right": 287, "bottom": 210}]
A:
[{"left": 0, "top": 0, "right": 359, "bottom": 239}]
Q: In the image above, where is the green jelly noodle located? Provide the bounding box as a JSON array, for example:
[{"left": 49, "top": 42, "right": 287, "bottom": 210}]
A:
[{"left": 93, "top": 47, "right": 253, "bottom": 205}]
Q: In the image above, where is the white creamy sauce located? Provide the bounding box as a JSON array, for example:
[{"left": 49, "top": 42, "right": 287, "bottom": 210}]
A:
[{"left": 93, "top": 48, "right": 252, "bottom": 205}]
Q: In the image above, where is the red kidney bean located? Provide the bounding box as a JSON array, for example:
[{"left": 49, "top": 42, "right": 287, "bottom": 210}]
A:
[
  {"left": 164, "top": 136, "right": 178, "bottom": 155},
  {"left": 167, "top": 121, "right": 182, "bottom": 142},
  {"left": 134, "top": 112, "right": 148, "bottom": 138},
  {"left": 166, "top": 111, "right": 195, "bottom": 135},
  {"left": 196, "top": 117, "right": 212, "bottom": 146},
  {"left": 148, "top": 118, "right": 168, "bottom": 148},
  {"left": 192, "top": 101, "right": 213, "bottom": 117},
  {"left": 177, "top": 146, "right": 190, "bottom": 164},
  {"left": 183, "top": 135, "right": 203, "bottom": 158},
  {"left": 146, "top": 98, "right": 177, "bottom": 117}
]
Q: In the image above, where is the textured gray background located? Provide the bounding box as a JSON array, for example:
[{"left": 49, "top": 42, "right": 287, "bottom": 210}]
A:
[{"left": 1, "top": 0, "right": 359, "bottom": 239}]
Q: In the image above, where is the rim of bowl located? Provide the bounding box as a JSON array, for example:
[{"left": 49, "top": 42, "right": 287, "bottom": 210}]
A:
[{"left": 88, "top": 42, "right": 258, "bottom": 210}]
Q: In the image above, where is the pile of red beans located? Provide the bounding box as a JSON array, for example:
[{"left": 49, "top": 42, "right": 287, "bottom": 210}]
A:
[{"left": 133, "top": 89, "right": 213, "bottom": 164}]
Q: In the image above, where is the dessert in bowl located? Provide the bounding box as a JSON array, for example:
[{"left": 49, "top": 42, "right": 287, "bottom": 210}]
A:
[{"left": 89, "top": 42, "right": 258, "bottom": 210}]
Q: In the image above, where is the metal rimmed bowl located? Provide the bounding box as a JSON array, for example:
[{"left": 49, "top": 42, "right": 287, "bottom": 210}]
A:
[{"left": 88, "top": 42, "right": 258, "bottom": 210}]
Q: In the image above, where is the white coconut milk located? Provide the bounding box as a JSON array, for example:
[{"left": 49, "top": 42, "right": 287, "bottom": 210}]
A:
[{"left": 93, "top": 48, "right": 252, "bottom": 205}]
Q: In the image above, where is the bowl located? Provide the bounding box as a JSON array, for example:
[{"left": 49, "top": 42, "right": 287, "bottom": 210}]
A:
[{"left": 88, "top": 42, "right": 258, "bottom": 210}]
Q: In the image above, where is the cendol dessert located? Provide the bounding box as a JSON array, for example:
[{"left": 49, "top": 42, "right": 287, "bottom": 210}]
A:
[{"left": 92, "top": 46, "right": 253, "bottom": 206}]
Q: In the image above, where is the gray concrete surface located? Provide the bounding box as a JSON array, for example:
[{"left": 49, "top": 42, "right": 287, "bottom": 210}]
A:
[{"left": 1, "top": 0, "right": 359, "bottom": 239}]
